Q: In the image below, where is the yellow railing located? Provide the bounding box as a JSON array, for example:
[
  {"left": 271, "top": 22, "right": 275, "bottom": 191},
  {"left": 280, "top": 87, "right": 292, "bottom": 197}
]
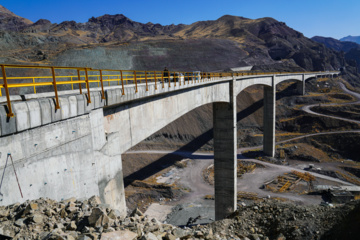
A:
[{"left": 0, "top": 64, "right": 338, "bottom": 118}]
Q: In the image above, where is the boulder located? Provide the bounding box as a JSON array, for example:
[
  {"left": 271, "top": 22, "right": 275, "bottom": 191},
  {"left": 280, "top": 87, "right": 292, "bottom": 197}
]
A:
[
  {"left": 88, "top": 196, "right": 102, "bottom": 207},
  {"left": 130, "top": 207, "right": 144, "bottom": 217},
  {"left": 100, "top": 229, "right": 137, "bottom": 240},
  {"left": 88, "top": 208, "right": 109, "bottom": 228}
]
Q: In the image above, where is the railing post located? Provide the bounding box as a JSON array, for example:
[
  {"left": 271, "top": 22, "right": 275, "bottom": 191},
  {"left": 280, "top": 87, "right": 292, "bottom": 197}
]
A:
[
  {"left": 120, "top": 70, "right": 125, "bottom": 95},
  {"left": 77, "top": 69, "right": 83, "bottom": 94},
  {"left": 145, "top": 71, "right": 148, "bottom": 91},
  {"left": 85, "top": 68, "right": 91, "bottom": 104},
  {"left": 99, "top": 70, "right": 105, "bottom": 99},
  {"left": 51, "top": 67, "right": 61, "bottom": 110},
  {"left": 70, "top": 76, "right": 74, "bottom": 90},
  {"left": 174, "top": 71, "right": 177, "bottom": 87},
  {"left": 1, "top": 65, "right": 14, "bottom": 117},
  {"left": 134, "top": 71, "right": 138, "bottom": 93},
  {"left": 33, "top": 77, "right": 36, "bottom": 94},
  {"left": 161, "top": 72, "right": 164, "bottom": 89},
  {"left": 168, "top": 71, "right": 171, "bottom": 88},
  {"left": 154, "top": 71, "right": 157, "bottom": 90}
]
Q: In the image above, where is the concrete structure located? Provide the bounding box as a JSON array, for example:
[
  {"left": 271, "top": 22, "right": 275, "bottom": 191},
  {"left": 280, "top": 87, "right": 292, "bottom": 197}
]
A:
[{"left": 0, "top": 71, "right": 338, "bottom": 219}]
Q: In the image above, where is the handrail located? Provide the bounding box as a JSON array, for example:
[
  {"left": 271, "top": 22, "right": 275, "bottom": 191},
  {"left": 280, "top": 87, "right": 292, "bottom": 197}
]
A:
[{"left": 0, "top": 64, "right": 339, "bottom": 117}]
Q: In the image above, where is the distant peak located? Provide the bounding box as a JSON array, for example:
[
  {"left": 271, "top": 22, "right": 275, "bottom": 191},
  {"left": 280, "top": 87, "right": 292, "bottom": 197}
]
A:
[
  {"left": 217, "top": 15, "right": 249, "bottom": 21},
  {"left": 0, "top": 4, "right": 33, "bottom": 25},
  {"left": 89, "top": 14, "right": 130, "bottom": 22},
  {"left": 34, "top": 19, "right": 52, "bottom": 25}
]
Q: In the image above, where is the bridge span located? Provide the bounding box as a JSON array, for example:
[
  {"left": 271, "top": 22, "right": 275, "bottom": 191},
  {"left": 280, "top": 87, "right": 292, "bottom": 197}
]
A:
[{"left": 0, "top": 65, "right": 338, "bottom": 220}]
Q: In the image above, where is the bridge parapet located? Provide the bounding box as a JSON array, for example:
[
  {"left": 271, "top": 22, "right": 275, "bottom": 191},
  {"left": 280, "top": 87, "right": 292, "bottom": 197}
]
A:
[{"left": 0, "top": 65, "right": 339, "bottom": 136}]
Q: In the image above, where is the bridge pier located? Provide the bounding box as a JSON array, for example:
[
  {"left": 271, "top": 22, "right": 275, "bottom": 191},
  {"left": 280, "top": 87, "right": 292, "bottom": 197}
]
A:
[
  {"left": 213, "top": 80, "right": 237, "bottom": 220},
  {"left": 263, "top": 84, "right": 276, "bottom": 157},
  {"left": 296, "top": 75, "right": 306, "bottom": 95}
]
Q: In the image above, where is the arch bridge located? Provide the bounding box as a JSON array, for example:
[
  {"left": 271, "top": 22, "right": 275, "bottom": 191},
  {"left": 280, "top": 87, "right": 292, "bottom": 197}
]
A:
[{"left": 0, "top": 64, "right": 338, "bottom": 219}]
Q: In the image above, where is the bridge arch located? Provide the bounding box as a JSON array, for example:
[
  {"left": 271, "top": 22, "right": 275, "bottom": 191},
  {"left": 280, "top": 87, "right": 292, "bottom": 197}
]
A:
[
  {"left": 104, "top": 81, "right": 232, "bottom": 154},
  {"left": 235, "top": 75, "right": 273, "bottom": 96}
]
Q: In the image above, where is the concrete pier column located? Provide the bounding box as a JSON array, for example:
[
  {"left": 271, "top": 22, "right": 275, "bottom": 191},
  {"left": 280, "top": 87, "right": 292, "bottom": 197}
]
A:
[
  {"left": 213, "top": 79, "right": 237, "bottom": 220},
  {"left": 296, "top": 75, "right": 306, "bottom": 95},
  {"left": 263, "top": 82, "right": 276, "bottom": 157}
]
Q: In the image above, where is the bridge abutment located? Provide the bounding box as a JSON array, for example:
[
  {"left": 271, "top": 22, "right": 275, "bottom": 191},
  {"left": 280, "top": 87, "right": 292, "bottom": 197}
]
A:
[
  {"left": 213, "top": 79, "right": 237, "bottom": 220},
  {"left": 263, "top": 84, "right": 276, "bottom": 157}
]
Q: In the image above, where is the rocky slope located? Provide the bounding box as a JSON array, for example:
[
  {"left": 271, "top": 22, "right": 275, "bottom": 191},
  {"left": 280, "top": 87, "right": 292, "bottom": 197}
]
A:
[{"left": 0, "top": 196, "right": 359, "bottom": 240}]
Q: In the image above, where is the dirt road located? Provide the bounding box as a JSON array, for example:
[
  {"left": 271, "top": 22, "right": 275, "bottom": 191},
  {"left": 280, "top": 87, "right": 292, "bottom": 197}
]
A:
[{"left": 301, "top": 82, "right": 360, "bottom": 124}]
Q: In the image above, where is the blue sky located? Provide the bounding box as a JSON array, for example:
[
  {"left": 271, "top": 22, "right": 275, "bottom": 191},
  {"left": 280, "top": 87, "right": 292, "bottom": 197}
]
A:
[{"left": 1, "top": 0, "right": 359, "bottom": 39}]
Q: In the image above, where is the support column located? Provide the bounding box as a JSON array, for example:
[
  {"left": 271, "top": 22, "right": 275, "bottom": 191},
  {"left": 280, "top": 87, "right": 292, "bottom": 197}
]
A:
[
  {"left": 263, "top": 80, "right": 276, "bottom": 157},
  {"left": 213, "top": 79, "right": 237, "bottom": 220},
  {"left": 296, "top": 74, "right": 306, "bottom": 95}
]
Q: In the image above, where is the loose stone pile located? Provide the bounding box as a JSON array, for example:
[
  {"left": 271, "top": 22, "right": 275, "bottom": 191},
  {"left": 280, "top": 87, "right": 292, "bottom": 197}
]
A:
[{"left": 0, "top": 196, "right": 359, "bottom": 240}]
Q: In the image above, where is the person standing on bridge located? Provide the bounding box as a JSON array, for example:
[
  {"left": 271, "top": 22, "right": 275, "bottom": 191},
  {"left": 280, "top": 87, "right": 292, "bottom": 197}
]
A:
[{"left": 163, "top": 67, "right": 169, "bottom": 83}]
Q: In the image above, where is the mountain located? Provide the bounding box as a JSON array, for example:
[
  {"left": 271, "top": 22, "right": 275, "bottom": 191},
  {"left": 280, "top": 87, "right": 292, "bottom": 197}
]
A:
[
  {"left": 0, "top": 5, "right": 32, "bottom": 31},
  {"left": 340, "top": 35, "right": 360, "bottom": 44},
  {"left": 0, "top": 5, "right": 358, "bottom": 87},
  {"left": 312, "top": 36, "right": 360, "bottom": 52},
  {"left": 312, "top": 36, "right": 360, "bottom": 74}
]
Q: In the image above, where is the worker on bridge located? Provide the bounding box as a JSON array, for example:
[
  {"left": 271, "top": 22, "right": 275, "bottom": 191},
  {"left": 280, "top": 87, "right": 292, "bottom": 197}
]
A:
[{"left": 163, "top": 67, "right": 169, "bottom": 83}]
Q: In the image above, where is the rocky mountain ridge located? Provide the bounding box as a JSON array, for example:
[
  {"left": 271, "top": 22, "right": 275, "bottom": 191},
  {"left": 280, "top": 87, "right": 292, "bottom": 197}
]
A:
[
  {"left": 312, "top": 36, "right": 360, "bottom": 77},
  {"left": 340, "top": 35, "right": 360, "bottom": 44},
  {"left": 0, "top": 5, "right": 354, "bottom": 78}
]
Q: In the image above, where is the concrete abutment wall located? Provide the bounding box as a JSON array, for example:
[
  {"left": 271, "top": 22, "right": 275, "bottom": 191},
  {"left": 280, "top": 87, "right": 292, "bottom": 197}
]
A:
[{"left": 0, "top": 108, "right": 126, "bottom": 217}]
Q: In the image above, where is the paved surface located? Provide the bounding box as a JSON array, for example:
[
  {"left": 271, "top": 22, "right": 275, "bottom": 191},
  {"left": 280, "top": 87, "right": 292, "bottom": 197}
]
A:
[{"left": 301, "top": 82, "right": 360, "bottom": 124}]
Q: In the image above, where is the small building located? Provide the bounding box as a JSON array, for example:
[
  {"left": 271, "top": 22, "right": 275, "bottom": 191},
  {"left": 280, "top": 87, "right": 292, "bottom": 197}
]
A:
[
  {"left": 314, "top": 185, "right": 360, "bottom": 203},
  {"left": 229, "top": 66, "right": 253, "bottom": 72},
  {"left": 328, "top": 190, "right": 354, "bottom": 204}
]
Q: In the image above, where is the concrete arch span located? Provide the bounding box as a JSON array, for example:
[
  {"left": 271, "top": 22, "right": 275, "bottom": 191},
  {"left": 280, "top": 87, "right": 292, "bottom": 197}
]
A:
[
  {"left": 104, "top": 81, "right": 232, "bottom": 154},
  {"left": 235, "top": 76, "right": 273, "bottom": 96}
]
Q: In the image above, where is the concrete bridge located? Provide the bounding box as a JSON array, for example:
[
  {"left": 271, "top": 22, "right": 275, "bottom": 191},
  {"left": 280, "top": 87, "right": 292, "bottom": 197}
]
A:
[{"left": 0, "top": 66, "right": 338, "bottom": 220}]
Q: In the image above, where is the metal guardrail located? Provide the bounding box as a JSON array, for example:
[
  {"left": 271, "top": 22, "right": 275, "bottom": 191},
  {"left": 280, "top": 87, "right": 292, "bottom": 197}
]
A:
[{"left": 0, "top": 64, "right": 338, "bottom": 118}]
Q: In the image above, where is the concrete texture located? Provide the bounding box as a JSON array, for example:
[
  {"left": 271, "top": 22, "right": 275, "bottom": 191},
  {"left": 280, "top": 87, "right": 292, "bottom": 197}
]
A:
[
  {"left": 26, "top": 100, "right": 41, "bottom": 128},
  {"left": 13, "top": 102, "right": 30, "bottom": 132},
  {"left": 0, "top": 105, "right": 16, "bottom": 135}
]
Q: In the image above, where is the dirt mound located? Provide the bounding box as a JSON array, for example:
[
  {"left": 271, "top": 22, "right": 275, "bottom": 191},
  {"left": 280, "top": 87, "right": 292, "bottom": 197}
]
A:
[{"left": 218, "top": 199, "right": 360, "bottom": 240}]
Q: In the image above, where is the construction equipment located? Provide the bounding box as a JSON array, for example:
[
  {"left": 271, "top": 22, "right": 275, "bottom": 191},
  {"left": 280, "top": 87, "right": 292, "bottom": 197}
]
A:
[
  {"left": 279, "top": 181, "right": 291, "bottom": 192},
  {"left": 291, "top": 170, "right": 316, "bottom": 191},
  {"left": 265, "top": 171, "right": 316, "bottom": 193},
  {"left": 237, "top": 162, "right": 256, "bottom": 177}
]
